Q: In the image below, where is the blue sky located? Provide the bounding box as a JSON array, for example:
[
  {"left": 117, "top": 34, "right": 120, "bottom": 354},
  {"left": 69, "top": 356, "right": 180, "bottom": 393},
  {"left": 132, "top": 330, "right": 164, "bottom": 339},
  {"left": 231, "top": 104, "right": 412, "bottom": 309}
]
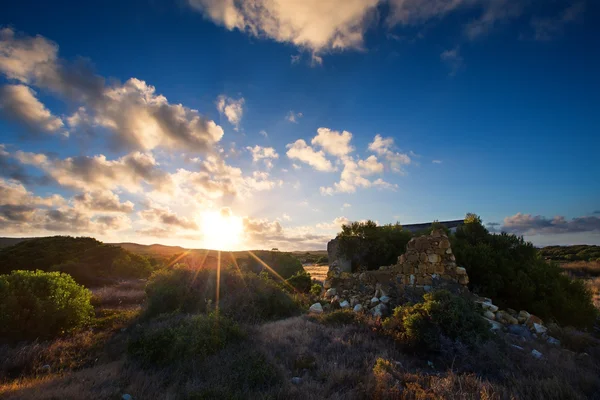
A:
[{"left": 0, "top": 0, "right": 599, "bottom": 249}]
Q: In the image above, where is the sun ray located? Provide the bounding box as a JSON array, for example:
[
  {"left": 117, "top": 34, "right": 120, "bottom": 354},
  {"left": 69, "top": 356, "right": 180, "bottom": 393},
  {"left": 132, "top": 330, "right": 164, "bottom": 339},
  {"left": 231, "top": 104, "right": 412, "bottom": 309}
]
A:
[{"left": 246, "top": 250, "right": 301, "bottom": 294}]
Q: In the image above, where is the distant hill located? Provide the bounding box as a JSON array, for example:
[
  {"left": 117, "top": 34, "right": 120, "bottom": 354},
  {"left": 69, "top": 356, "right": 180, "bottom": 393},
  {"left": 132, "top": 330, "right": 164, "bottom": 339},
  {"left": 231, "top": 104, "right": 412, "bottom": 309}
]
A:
[
  {"left": 540, "top": 245, "right": 600, "bottom": 262},
  {"left": 0, "top": 236, "right": 155, "bottom": 286},
  {"left": 111, "top": 242, "right": 188, "bottom": 257},
  {"left": 0, "top": 237, "right": 34, "bottom": 249}
]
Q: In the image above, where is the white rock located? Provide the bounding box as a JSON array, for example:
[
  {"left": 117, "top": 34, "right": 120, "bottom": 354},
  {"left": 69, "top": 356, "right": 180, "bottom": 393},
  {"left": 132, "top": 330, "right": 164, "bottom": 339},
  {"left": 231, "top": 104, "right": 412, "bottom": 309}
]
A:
[
  {"left": 409, "top": 274, "right": 415, "bottom": 285},
  {"left": 323, "top": 280, "right": 332, "bottom": 289},
  {"left": 484, "top": 317, "right": 503, "bottom": 331},
  {"left": 122, "top": 395, "right": 133, "bottom": 400},
  {"left": 380, "top": 295, "right": 391, "bottom": 304},
  {"left": 531, "top": 349, "right": 543, "bottom": 359},
  {"left": 547, "top": 336, "right": 561, "bottom": 346},
  {"left": 309, "top": 303, "right": 323, "bottom": 314},
  {"left": 423, "top": 285, "right": 432, "bottom": 293},
  {"left": 483, "top": 310, "right": 495, "bottom": 320},
  {"left": 456, "top": 266, "right": 467, "bottom": 275},
  {"left": 353, "top": 304, "right": 363, "bottom": 313},
  {"left": 511, "top": 344, "right": 524, "bottom": 351},
  {"left": 371, "top": 303, "right": 387, "bottom": 318},
  {"left": 480, "top": 302, "right": 499, "bottom": 313},
  {"left": 371, "top": 297, "right": 380, "bottom": 304},
  {"left": 533, "top": 323, "right": 547, "bottom": 334},
  {"left": 339, "top": 300, "right": 350, "bottom": 309},
  {"left": 325, "top": 288, "right": 336, "bottom": 298},
  {"left": 291, "top": 377, "right": 302, "bottom": 385}
]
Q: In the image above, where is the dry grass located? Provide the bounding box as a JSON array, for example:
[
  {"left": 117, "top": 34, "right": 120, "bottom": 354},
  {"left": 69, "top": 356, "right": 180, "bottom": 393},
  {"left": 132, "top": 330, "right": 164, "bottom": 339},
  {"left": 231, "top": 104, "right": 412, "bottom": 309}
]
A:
[
  {"left": 561, "top": 261, "right": 600, "bottom": 278},
  {"left": 91, "top": 280, "right": 146, "bottom": 308},
  {"left": 304, "top": 264, "right": 329, "bottom": 283}
]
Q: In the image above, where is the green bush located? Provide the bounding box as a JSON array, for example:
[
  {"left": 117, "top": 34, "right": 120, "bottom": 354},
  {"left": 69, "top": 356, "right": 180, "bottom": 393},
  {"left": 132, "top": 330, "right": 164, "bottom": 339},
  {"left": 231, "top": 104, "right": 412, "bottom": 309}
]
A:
[
  {"left": 0, "top": 270, "right": 93, "bottom": 341},
  {"left": 383, "top": 290, "right": 491, "bottom": 352},
  {"left": 452, "top": 214, "right": 598, "bottom": 328},
  {"left": 128, "top": 313, "right": 245, "bottom": 368},
  {"left": 310, "top": 283, "right": 323, "bottom": 297},
  {"left": 244, "top": 251, "right": 303, "bottom": 279},
  {"left": 338, "top": 221, "right": 412, "bottom": 271},
  {"left": 285, "top": 270, "right": 312, "bottom": 293},
  {"left": 312, "top": 309, "right": 357, "bottom": 326},
  {"left": 145, "top": 265, "right": 301, "bottom": 322}
]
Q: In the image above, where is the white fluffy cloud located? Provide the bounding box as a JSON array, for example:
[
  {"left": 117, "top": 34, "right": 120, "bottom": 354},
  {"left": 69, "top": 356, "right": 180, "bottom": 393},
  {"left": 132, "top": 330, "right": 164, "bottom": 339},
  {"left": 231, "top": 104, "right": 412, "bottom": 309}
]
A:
[
  {"left": 73, "top": 191, "right": 134, "bottom": 213},
  {"left": 188, "top": 0, "right": 380, "bottom": 54},
  {"left": 320, "top": 155, "right": 391, "bottom": 195},
  {"left": 368, "top": 134, "right": 411, "bottom": 173},
  {"left": 0, "top": 84, "right": 64, "bottom": 134},
  {"left": 286, "top": 139, "right": 336, "bottom": 172},
  {"left": 246, "top": 145, "right": 279, "bottom": 169},
  {"left": 286, "top": 110, "right": 303, "bottom": 123},
  {"left": 0, "top": 28, "right": 224, "bottom": 153},
  {"left": 440, "top": 47, "right": 464, "bottom": 75},
  {"left": 311, "top": 127, "right": 354, "bottom": 157},
  {"left": 217, "top": 95, "right": 245, "bottom": 130}
]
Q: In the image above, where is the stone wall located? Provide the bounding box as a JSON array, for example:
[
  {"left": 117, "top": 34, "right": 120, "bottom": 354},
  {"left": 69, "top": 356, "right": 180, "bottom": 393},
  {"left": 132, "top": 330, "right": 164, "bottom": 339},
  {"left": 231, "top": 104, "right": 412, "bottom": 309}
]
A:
[{"left": 322, "top": 229, "right": 469, "bottom": 317}]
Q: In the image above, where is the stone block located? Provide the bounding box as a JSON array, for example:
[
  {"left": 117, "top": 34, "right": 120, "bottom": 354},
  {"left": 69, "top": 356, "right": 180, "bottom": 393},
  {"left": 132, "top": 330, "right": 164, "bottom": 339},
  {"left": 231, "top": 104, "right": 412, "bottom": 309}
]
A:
[
  {"left": 439, "top": 238, "right": 451, "bottom": 249},
  {"left": 428, "top": 254, "right": 441, "bottom": 263},
  {"left": 407, "top": 253, "right": 419, "bottom": 262},
  {"left": 435, "top": 264, "right": 445, "bottom": 274},
  {"left": 419, "top": 253, "right": 428, "bottom": 262}
]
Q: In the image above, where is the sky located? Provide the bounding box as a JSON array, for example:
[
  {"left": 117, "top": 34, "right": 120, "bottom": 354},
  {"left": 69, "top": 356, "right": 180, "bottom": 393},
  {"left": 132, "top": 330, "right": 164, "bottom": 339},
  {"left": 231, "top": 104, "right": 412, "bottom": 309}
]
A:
[{"left": 0, "top": 0, "right": 599, "bottom": 250}]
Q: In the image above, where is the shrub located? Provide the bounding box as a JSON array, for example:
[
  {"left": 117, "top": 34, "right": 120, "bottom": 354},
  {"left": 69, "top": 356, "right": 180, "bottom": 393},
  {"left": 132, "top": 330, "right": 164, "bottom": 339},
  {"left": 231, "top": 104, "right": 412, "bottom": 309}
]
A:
[
  {"left": 144, "top": 265, "right": 301, "bottom": 322},
  {"left": 285, "top": 270, "right": 312, "bottom": 293},
  {"left": 310, "top": 283, "right": 323, "bottom": 297},
  {"left": 0, "top": 270, "right": 93, "bottom": 342},
  {"left": 128, "top": 313, "right": 245, "bottom": 368},
  {"left": 312, "top": 309, "right": 358, "bottom": 326},
  {"left": 338, "top": 221, "right": 412, "bottom": 271},
  {"left": 244, "top": 250, "right": 303, "bottom": 279},
  {"left": 451, "top": 214, "right": 598, "bottom": 328},
  {"left": 383, "top": 290, "right": 491, "bottom": 352}
]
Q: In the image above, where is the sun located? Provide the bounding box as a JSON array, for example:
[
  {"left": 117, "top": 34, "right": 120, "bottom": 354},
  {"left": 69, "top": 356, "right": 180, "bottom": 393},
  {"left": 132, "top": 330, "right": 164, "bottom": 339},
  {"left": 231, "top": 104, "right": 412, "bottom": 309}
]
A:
[{"left": 200, "top": 208, "right": 244, "bottom": 251}]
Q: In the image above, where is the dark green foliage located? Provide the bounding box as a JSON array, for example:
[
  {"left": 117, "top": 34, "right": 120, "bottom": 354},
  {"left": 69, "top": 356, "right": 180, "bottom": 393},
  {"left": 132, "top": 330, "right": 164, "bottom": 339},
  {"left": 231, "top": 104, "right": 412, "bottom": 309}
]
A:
[
  {"left": 452, "top": 215, "right": 597, "bottom": 328},
  {"left": 310, "top": 283, "right": 323, "bottom": 297},
  {"left": 383, "top": 290, "right": 491, "bottom": 352},
  {"left": 0, "top": 236, "right": 154, "bottom": 286},
  {"left": 128, "top": 313, "right": 245, "bottom": 368},
  {"left": 0, "top": 270, "right": 93, "bottom": 342},
  {"left": 338, "top": 220, "right": 412, "bottom": 270},
  {"left": 244, "top": 250, "right": 304, "bottom": 279},
  {"left": 540, "top": 245, "right": 600, "bottom": 262},
  {"left": 145, "top": 265, "right": 301, "bottom": 322},
  {"left": 285, "top": 270, "right": 312, "bottom": 293}
]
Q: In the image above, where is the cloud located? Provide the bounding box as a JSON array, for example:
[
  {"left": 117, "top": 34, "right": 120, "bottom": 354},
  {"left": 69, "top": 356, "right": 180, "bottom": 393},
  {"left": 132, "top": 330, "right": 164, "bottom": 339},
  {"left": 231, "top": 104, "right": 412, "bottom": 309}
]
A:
[
  {"left": 368, "top": 134, "right": 411, "bottom": 173},
  {"left": 531, "top": 1, "right": 585, "bottom": 41},
  {"left": 188, "top": 0, "right": 380, "bottom": 54},
  {"left": 286, "top": 110, "right": 303, "bottom": 123},
  {"left": 139, "top": 204, "right": 199, "bottom": 230},
  {"left": 216, "top": 95, "right": 245, "bottom": 130},
  {"left": 311, "top": 127, "right": 354, "bottom": 157},
  {"left": 286, "top": 139, "right": 336, "bottom": 172},
  {"left": 342, "top": 203, "right": 351, "bottom": 210},
  {"left": 464, "top": 0, "right": 526, "bottom": 40},
  {"left": 259, "top": 129, "right": 268, "bottom": 137},
  {"left": 246, "top": 145, "right": 279, "bottom": 169},
  {"left": 15, "top": 150, "right": 173, "bottom": 193},
  {"left": 0, "top": 84, "right": 64, "bottom": 134},
  {"left": 73, "top": 191, "right": 135, "bottom": 213},
  {"left": 500, "top": 212, "right": 600, "bottom": 236},
  {"left": 440, "top": 47, "right": 464, "bottom": 76},
  {"left": 432, "top": 159, "right": 442, "bottom": 164},
  {"left": 0, "top": 28, "right": 224, "bottom": 154},
  {"left": 320, "top": 155, "right": 391, "bottom": 195},
  {"left": 0, "top": 144, "right": 40, "bottom": 184},
  {"left": 316, "top": 216, "right": 350, "bottom": 230}
]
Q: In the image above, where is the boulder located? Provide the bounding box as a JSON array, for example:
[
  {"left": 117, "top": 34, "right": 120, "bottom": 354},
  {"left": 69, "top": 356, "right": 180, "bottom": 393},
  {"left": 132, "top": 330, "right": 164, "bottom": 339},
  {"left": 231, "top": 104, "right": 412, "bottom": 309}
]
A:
[
  {"left": 456, "top": 266, "right": 467, "bottom": 275},
  {"left": 525, "top": 315, "right": 543, "bottom": 329},
  {"left": 309, "top": 303, "right": 323, "bottom": 314},
  {"left": 323, "top": 280, "right": 332, "bottom": 289},
  {"left": 325, "top": 288, "right": 337, "bottom": 298},
  {"left": 353, "top": 304, "right": 363, "bottom": 313},
  {"left": 371, "top": 303, "right": 388, "bottom": 318},
  {"left": 531, "top": 349, "right": 543, "bottom": 359},
  {"left": 339, "top": 300, "right": 350, "bottom": 309},
  {"left": 547, "top": 336, "right": 561, "bottom": 346},
  {"left": 370, "top": 297, "right": 380, "bottom": 304},
  {"left": 507, "top": 324, "right": 533, "bottom": 339},
  {"left": 479, "top": 301, "right": 499, "bottom": 313},
  {"left": 517, "top": 310, "right": 531, "bottom": 324},
  {"left": 484, "top": 317, "right": 503, "bottom": 331},
  {"left": 483, "top": 310, "right": 496, "bottom": 320},
  {"left": 380, "top": 295, "right": 391, "bottom": 304},
  {"left": 532, "top": 323, "right": 547, "bottom": 335},
  {"left": 496, "top": 310, "right": 518, "bottom": 325},
  {"left": 291, "top": 377, "right": 302, "bottom": 385}
]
